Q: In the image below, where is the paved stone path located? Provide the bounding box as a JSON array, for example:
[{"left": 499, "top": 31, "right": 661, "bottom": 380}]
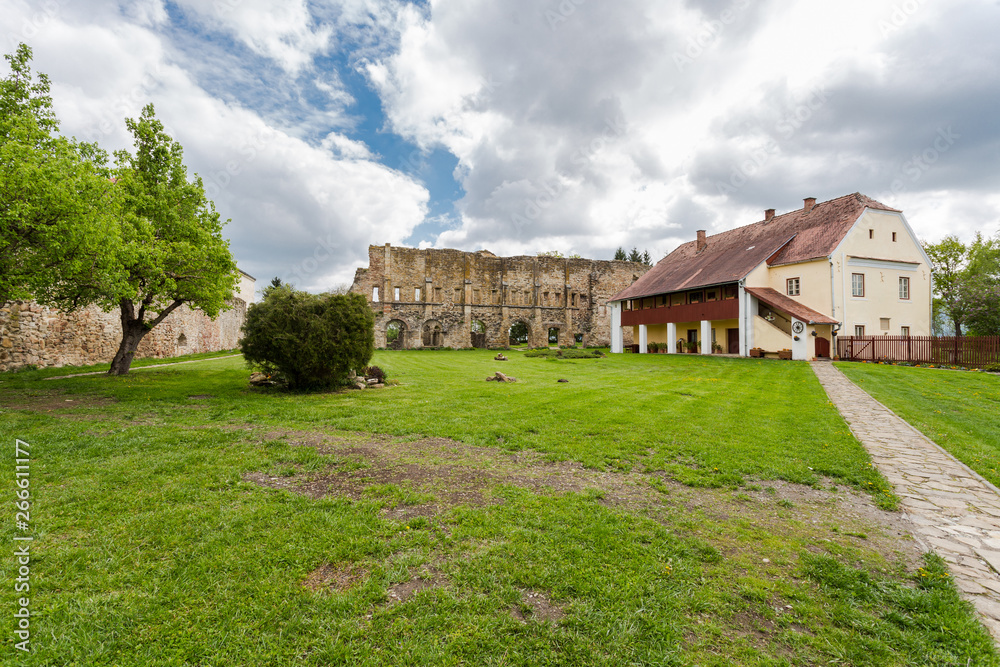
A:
[{"left": 811, "top": 361, "right": 1000, "bottom": 641}]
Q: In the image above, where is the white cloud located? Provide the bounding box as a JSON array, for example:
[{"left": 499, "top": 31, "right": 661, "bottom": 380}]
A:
[
  {"left": 371, "top": 0, "right": 1000, "bottom": 260},
  {"left": 1, "top": 0, "right": 429, "bottom": 291}
]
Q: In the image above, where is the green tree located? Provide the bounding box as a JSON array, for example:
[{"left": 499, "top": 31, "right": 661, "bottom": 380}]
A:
[
  {"left": 627, "top": 247, "right": 642, "bottom": 263},
  {"left": 963, "top": 233, "right": 1000, "bottom": 336},
  {"left": 613, "top": 247, "right": 626, "bottom": 260},
  {"left": 0, "top": 43, "right": 118, "bottom": 306},
  {"left": 240, "top": 285, "right": 375, "bottom": 390},
  {"left": 923, "top": 233, "right": 1000, "bottom": 336},
  {"left": 100, "top": 105, "right": 238, "bottom": 375}
]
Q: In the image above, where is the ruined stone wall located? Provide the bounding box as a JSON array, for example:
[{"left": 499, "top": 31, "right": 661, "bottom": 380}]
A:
[
  {"left": 349, "top": 244, "right": 648, "bottom": 349},
  {"left": 0, "top": 299, "right": 247, "bottom": 371}
]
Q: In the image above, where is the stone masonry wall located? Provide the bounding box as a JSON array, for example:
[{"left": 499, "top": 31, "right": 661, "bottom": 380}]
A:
[
  {"left": 0, "top": 299, "right": 247, "bottom": 372},
  {"left": 349, "top": 244, "right": 649, "bottom": 349}
]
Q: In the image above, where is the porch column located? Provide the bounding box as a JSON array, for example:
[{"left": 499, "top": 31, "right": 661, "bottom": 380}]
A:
[
  {"left": 610, "top": 302, "right": 623, "bottom": 354},
  {"left": 667, "top": 322, "right": 677, "bottom": 354},
  {"left": 700, "top": 320, "right": 712, "bottom": 355},
  {"left": 638, "top": 324, "right": 648, "bottom": 353}
]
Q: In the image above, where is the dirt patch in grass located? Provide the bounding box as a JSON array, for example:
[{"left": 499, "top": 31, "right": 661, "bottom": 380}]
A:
[
  {"left": 0, "top": 389, "right": 117, "bottom": 414},
  {"left": 242, "top": 428, "right": 925, "bottom": 575},
  {"left": 510, "top": 589, "right": 566, "bottom": 624},
  {"left": 303, "top": 563, "right": 368, "bottom": 592},
  {"left": 386, "top": 565, "right": 449, "bottom": 605}
]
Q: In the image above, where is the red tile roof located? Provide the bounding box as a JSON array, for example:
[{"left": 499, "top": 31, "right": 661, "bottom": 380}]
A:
[
  {"left": 743, "top": 287, "right": 839, "bottom": 325},
  {"left": 611, "top": 193, "right": 897, "bottom": 301}
]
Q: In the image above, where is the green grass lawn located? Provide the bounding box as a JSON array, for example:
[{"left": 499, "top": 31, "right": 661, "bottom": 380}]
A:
[
  {"left": 0, "top": 350, "right": 995, "bottom": 665},
  {"left": 836, "top": 362, "right": 1000, "bottom": 487}
]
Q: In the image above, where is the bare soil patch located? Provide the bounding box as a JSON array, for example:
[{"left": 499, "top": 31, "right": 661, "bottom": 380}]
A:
[
  {"left": 241, "top": 427, "right": 925, "bottom": 574},
  {"left": 303, "top": 563, "right": 368, "bottom": 593},
  {"left": 0, "top": 389, "right": 117, "bottom": 414},
  {"left": 386, "top": 565, "right": 449, "bottom": 605},
  {"left": 510, "top": 589, "right": 566, "bottom": 624}
]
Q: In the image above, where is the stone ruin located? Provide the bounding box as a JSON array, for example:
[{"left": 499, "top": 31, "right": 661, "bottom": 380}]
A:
[{"left": 349, "top": 244, "right": 649, "bottom": 349}]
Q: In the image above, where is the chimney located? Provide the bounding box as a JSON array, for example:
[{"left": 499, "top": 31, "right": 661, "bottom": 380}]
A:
[
  {"left": 765, "top": 208, "right": 775, "bottom": 221},
  {"left": 696, "top": 229, "right": 707, "bottom": 253},
  {"left": 803, "top": 197, "right": 816, "bottom": 211}
]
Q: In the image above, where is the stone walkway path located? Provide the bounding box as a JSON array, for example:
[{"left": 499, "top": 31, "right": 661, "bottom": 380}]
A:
[{"left": 811, "top": 361, "right": 1000, "bottom": 641}]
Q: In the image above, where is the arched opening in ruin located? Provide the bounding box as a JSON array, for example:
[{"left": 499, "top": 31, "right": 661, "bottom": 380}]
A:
[
  {"left": 508, "top": 320, "right": 530, "bottom": 347},
  {"left": 548, "top": 327, "right": 559, "bottom": 345},
  {"left": 470, "top": 320, "right": 487, "bottom": 348},
  {"left": 177, "top": 333, "right": 188, "bottom": 347},
  {"left": 422, "top": 320, "right": 443, "bottom": 347},
  {"left": 386, "top": 320, "right": 407, "bottom": 350}
]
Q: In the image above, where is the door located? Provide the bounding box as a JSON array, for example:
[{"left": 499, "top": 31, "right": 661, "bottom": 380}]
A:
[
  {"left": 727, "top": 328, "right": 740, "bottom": 354},
  {"left": 815, "top": 336, "right": 830, "bottom": 358}
]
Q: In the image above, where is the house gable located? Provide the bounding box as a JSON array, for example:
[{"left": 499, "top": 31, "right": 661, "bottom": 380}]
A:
[{"left": 612, "top": 193, "right": 898, "bottom": 302}]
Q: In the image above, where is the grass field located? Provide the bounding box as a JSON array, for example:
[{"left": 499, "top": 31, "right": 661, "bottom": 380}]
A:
[
  {"left": 836, "top": 362, "right": 1000, "bottom": 487},
  {"left": 1, "top": 350, "right": 996, "bottom": 665}
]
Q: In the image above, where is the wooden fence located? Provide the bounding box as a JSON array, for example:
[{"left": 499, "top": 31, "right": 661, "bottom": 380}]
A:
[{"left": 836, "top": 336, "right": 1000, "bottom": 367}]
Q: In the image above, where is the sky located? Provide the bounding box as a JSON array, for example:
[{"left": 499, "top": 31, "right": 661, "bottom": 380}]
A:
[{"left": 3, "top": 0, "right": 999, "bottom": 295}]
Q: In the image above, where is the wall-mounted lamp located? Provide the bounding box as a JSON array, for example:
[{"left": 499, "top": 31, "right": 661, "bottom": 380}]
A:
[
  {"left": 811, "top": 331, "right": 817, "bottom": 337},
  {"left": 793, "top": 335, "right": 800, "bottom": 341}
]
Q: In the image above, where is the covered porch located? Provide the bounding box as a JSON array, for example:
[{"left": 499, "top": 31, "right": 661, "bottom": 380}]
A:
[
  {"left": 610, "top": 283, "right": 742, "bottom": 356},
  {"left": 743, "top": 287, "right": 838, "bottom": 360}
]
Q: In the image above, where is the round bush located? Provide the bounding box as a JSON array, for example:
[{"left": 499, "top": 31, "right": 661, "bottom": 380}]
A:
[{"left": 239, "top": 286, "right": 375, "bottom": 389}]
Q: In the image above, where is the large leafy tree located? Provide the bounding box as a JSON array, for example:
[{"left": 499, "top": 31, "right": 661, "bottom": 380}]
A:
[
  {"left": 0, "top": 43, "right": 118, "bottom": 305},
  {"left": 101, "top": 105, "right": 239, "bottom": 375},
  {"left": 923, "top": 233, "right": 1000, "bottom": 336}
]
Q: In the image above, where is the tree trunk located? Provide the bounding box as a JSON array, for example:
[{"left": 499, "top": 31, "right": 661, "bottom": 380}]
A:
[
  {"left": 954, "top": 319, "right": 963, "bottom": 338},
  {"left": 108, "top": 318, "right": 148, "bottom": 375},
  {"left": 107, "top": 298, "right": 184, "bottom": 375}
]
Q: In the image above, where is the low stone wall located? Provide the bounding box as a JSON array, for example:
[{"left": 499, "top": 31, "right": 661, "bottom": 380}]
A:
[{"left": 0, "top": 300, "right": 247, "bottom": 372}]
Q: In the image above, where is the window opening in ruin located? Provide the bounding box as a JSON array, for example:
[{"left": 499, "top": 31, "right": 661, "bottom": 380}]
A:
[
  {"left": 571, "top": 293, "right": 577, "bottom": 307},
  {"left": 415, "top": 288, "right": 421, "bottom": 301},
  {"left": 575, "top": 333, "right": 583, "bottom": 344},
  {"left": 473, "top": 289, "right": 480, "bottom": 304},
  {"left": 177, "top": 333, "right": 187, "bottom": 347},
  {"left": 548, "top": 328, "right": 559, "bottom": 345},
  {"left": 422, "top": 320, "right": 443, "bottom": 347},
  {"left": 372, "top": 287, "right": 379, "bottom": 302},
  {"left": 470, "top": 320, "right": 486, "bottom": 348},
  {"left": 394, "top": 287, "right": 400, "bottom": 301},
  {"left": 492, "top": 289, "right": 498, "bottom": 304},
  {"left": 454, "top": 288, "right": 462, "bottom": 304},
  {"left": 508, "top": 321, "right": 529, "bottom": 346},
  {"left": 543, "top": 292, "right": 549, "bottom": 306},
  {"left": 434, "top": 287, "right": 442, "bottom": 301},
  {"left": 386, "top": 320, "right": 407, "bottom": 350}
]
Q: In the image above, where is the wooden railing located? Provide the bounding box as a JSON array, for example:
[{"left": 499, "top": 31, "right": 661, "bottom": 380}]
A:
[{"left": 837, "top": 336, "right": 1000, "bottom": 367}]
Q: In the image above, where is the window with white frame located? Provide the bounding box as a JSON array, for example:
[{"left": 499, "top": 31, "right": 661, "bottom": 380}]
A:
[
  {"left": 786, "top": 277, "right": 800, "bottom": 296},
  {"left": 851, "top": 273, "right": 865, "bottom": 297},
  {"left": 901, "top": 326, "right": 910, "bottom": 337},
  {"left": 854, "top": 325, "right": 865, "bottom": 337},
  {"left": 898, "top": 276, "right": 910, "bottom": 300}
]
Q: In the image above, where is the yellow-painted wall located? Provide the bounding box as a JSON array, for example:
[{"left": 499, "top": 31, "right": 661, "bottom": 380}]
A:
[
  {"left": 748, "top": 259, "right": 832, "bottom": 316},
  {"left": 646, "top": 324, "right": 669, "bottom": 344},
  {"left": 753, "top": 317, "right": 790, "bottom": 352},
  {"left": 832, "top": 209, "right": 933, "bottom": 336}
]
